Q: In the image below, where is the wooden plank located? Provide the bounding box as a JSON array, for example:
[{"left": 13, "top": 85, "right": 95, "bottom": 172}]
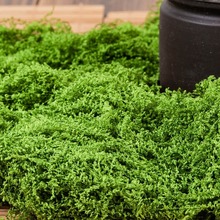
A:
[
  {"left": 39, "top": 0, "right": 155, "bottom": 9},
  {"left": 0, "top": 207, "right": 8, "bottom": 219},
  {"left": 71, "top": 22, "right": 100, "bottom": 33},
  {"left": 0, "top": 5, "right": 104, "bottom": 23},
  {"left": 104, "top": 11, "right": 148, "bottom": 25},
  {"left": 39, "top": 0, "right": 74, "bottom": 4},
  {"left": 0, "top": 5, "right": 104, "bottom": 33},
  {"left": 39, "top": 0, "right": 157, "bottom": 14}
]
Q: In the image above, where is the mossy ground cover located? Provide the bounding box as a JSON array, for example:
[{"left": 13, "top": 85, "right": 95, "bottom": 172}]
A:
[{"left": 0, "top": 12, "right": 220, "bottom": 220}]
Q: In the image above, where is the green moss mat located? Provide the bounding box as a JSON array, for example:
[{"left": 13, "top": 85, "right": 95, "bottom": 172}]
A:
[{"left": 0, "top": 14, "right": 220, "bottom": 220}]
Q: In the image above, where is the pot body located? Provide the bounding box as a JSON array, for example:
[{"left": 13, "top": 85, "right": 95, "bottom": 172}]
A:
[{"left": 160, "top": 0, "right": 220, "bottom": 91}]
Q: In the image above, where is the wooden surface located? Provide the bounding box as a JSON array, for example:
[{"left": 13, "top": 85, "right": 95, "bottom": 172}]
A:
[
  {"left": 105, "top": 11, "right": 148, "bottom": 25},
  {"left": 0, "top": 0, "right": 157, "bottom": 13},
  {"left": 0, "top": 5, "right": 105, "bottom": 32},
  {"left": 39, "top": 0, "right": 156, "bottom": 13},
  {"left": 0, "top": 5, "right": 104, "bottom": 21},
  {"left": 0, "top": 0, "right": 158, "bottom": 32},
  {"left": 0, "top": 4, "right": 151, "bottom": 32},
  {"left": 0, "top": 207, "right": 9, "bottom": 220}
]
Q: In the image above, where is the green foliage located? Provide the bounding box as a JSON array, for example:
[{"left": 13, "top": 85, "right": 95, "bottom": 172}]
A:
[
  {"left": 0, "top": 13, "right": 220, "bottom": 220},
  {"left": 0, "top": 63, "right": 58, "bottom": 110}
]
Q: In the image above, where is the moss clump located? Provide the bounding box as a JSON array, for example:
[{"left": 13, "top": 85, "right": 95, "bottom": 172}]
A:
[{"left": 0, "top": 13, "right": 220, "bottom": 220}]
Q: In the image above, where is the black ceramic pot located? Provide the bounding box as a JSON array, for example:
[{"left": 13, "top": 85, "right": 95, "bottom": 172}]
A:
[{"left": 160, "top": 0, "right": 220, "bottom": 91}]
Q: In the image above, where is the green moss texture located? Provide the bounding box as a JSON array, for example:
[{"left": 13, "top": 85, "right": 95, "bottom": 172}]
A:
[{"left": 0, "top": 14, "right": 220, "bottom": 220}]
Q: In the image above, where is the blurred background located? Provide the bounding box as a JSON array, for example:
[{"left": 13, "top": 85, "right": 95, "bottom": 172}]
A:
[
  {"left": 0, "top": 0, "right": 157, "bottom": 32},
  {"left": 0, "top": 0, "right": 156, "bottom": 12}
]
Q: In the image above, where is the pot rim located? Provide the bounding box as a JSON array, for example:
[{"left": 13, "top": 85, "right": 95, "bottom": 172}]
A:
[{"left": 169, "top": 0, "right": 220, "bottom": 9}]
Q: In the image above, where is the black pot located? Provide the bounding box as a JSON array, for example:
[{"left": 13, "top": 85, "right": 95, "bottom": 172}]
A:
[
  {"left": 170, "top": 0, "right": 220, "bottom": 9},
  {"left": 159, "top": 0, "right": 220, "bottom": 91}
]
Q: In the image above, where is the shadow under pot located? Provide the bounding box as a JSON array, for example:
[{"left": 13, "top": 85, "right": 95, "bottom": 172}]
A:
[{"left": 159, "top": 0, "right": 220, "bottom": 91}]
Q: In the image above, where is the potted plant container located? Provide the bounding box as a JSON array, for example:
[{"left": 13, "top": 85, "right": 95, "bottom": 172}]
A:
[{"left": 160, "top": 0, "right": 220, "bottom": 91}]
